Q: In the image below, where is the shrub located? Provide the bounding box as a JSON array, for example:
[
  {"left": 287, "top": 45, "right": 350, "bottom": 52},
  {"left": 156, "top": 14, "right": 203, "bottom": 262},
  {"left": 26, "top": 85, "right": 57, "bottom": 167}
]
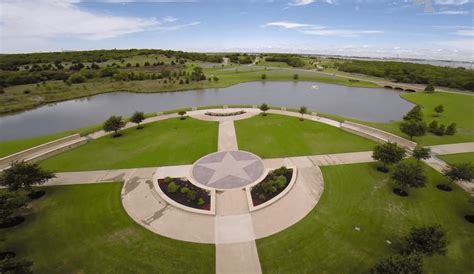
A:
[
  {"left": 23, "top": 89, "right": 30, "bottom": 94},
  {"left": 435, "top": 124, "right": 446, "bottom": 136},
  {"left": 186, "top": 190, "right": 197, "bottom": 201},
  {"left": 180, "top": 187, "right": 190, "bottom": 194},
  {"left": 261, "top": 73, "right": 267, "bottom": 80},
  {"left": 163, "top": 177, "right": 173, "bottom": 184},
  {"left": 197, "top": 198, "right": 205, "bottom": 206},
  {"left": 445, "top": 123, "right": 457, "bottom": 135},
  {"left": 424, "top": 83, "right": 435, "bottom": 92},
  {"left": 403, "top": 225, "right": 447, "bottom": 256},
  {"left": 370, "top": 254, "right": 423, "bottom": 274},
  {"left": 428, "top": 120, "right": 438, "bottom": 133},
  {"left": 167, "top": 182, "right": 180, "bottom": 193}
]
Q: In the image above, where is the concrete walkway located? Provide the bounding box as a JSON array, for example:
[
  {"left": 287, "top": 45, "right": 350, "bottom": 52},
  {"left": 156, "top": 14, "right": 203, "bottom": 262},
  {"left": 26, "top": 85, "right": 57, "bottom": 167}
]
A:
[
  {"left": 428, "top": 142, "right": 474, "bottom": 155},
  {"left": 218, "top": 121, "right": 239, "bottom": 151}
]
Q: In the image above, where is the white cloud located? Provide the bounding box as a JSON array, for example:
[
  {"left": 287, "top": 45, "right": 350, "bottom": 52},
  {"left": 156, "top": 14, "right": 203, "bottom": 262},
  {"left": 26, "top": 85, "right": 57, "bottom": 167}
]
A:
[
  {"left": 452, "top": 28, "right": 474, "bottom": 36},
  {"left": 288, "top": 0, "right": 333, "bottom": 6},
  {"left": 0, "top": 0, "right": 199, "bottom": 52},
  {"left": 263, "top": 21, "right": 383, "bottom": 37},
  {"left": 435, "top": 10, "right": 469, "bottom": 14},
  {"left": 435, "top": 0, "right": 470, "bottom": 5}
]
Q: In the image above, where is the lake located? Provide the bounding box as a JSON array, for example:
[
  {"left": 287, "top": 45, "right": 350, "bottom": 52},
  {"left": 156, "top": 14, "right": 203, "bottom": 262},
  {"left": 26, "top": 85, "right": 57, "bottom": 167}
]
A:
[{"left": 0, "top": 81, "right": 414, "bottom": 141}]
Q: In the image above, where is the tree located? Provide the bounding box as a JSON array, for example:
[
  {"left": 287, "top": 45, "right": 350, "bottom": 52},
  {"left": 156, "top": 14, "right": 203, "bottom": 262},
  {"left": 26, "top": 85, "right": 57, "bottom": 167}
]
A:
[
  {"left": 444, "top": 163, "right": 474, "bottom": 186},
  {"left": 428, "top": 120, "right": 438, "bottom": 133},
  {"left": 261, "top": 73, "right": 267, "bottom": 80},
  {"left": 403, "top": 225, "right": 447, "bottom": 256},
  {"left": 372, "top": 142, "right": 406, "bottom": 172},
  {"left": 0, "top": 161, "right": 55, "bottom": 195},
  {"left": 445, "top": 123, "right": 457, "bottom": 135},
  {"left": 0, "top": 256, "right": 33, "bottom": 273},
  {"left": 299, "top": 106, "right": 307, "bottom": 121},
  {"left": 178, "top": 110, "right": 187, "bottom": 120},
  {"left": 0, "top": 191, "right": 28, "bottom": 225},
  {"left": 131, "top": 111, "right": 145, "bottom": 129},
  {"left": 424, "top": 83, "right": 435, "bottom": 92},
  {"left": 293, "top": 73, "right": 299, "bottom": 80},
  {"left": 103, "top": 115, "right": 125, "bottom": 137},
  {"left": 403, "top": 105, "right": 424, "bottom": 122},
  {"left": 391, "top": 162, "right": 427, "bottom": 195},
  {"left": 400, "top": 120, "right": 427, "bottom": 140},
  {"left": 434, "top": 104, "right": 444, "bottom": 116},
  {"left": 435, "top": 124, "right": 446, "bottom": 136},
  {"left": 259, "top": 103, "right": 269, "bottom": 116},
  {"left": 370, "top": 254, "right": 423, "bottom": 274},
  {"left": 412, "top": 146, "right": 431, "bottom": 162}
]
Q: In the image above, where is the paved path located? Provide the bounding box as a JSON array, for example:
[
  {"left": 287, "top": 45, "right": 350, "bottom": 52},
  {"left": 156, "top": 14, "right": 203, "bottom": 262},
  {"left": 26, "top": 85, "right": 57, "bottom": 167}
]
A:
[
  {"left": 428, "top": 142, "right": 474, "bottom": 155},
  {"left": 218, "top": 121, "right": 239, "bottom": 151}
]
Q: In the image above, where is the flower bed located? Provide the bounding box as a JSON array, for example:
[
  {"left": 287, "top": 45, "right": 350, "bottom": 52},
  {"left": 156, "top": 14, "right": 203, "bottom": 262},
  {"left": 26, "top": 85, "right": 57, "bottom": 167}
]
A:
[
  {"left": 158, "top": 177, "right": 211, "bottom": 211},
  {"left": 204, "top": 110, "right": 246, "bottom": 117},
  {"left": 251, "top": 166, "right": 293, "bottom": 206}
]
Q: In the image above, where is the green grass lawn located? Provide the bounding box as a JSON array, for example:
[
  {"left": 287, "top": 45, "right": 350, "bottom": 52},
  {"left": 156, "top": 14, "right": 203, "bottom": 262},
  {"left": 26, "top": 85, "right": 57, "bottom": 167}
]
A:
[
  {"left": 438, "top": 152, "right": 474, "bottom": 165},
  {"left": 1, "top": 183, "right": 215, "bottom": 274},
  {"left": 362, "top": 92, "right": 474, "bottom": 146},
  {"left": 235, "top": 114, "right": 376, "bottom": 158},
  {"left": 256, "top": 162, "right": 474, "bottom": 273},
  {"left": 40, "top": 118, "right": 218, "bottom": 172}
]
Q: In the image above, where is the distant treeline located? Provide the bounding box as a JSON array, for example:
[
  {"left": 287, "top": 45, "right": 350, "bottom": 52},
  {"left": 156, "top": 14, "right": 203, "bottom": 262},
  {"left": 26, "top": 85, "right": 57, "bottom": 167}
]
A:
[
  {"left": 337, "top": 60, "right": 474, "bottom": 91},
  {"left": 0, "top": 49, "right": 225, "bottom": 71},
  {"left": 265, "top": 54, "right": 306, "bottom": 67}
]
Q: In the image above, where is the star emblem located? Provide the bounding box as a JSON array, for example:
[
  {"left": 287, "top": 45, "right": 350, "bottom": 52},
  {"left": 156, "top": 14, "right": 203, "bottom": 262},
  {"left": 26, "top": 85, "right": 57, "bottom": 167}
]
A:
[{"left": 198, "top": 152, "right": 257, "bottom": 186}]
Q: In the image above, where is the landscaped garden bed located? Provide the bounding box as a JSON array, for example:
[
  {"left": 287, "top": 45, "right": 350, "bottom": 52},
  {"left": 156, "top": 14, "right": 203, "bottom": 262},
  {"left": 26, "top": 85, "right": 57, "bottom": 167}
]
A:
[
  {"left": 205, "top": 110, "right": 246, "bottom": 117},
  {"left": 158, "top": 177, "right": 211, "bottom": 211},
  {"left": 251, "top": 166, "right": 293, "bottom": 206}
]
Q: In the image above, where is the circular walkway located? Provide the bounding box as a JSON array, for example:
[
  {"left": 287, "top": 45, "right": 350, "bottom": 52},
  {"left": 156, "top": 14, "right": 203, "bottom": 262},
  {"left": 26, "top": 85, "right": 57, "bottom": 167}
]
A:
[{"left": 191, "top": 151, "right": 265, "bottom": 190}]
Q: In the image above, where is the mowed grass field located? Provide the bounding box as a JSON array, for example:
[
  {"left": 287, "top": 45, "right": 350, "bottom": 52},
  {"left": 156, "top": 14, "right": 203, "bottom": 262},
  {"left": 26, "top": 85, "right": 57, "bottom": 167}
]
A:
[
  {"left": 438, "top": 152, "right": 474, "bottom": 165},
  {"left": 256, "top": 162, "right": 474, "bottom": 273},
  {"left": 363, "top": 92, "right": 474, "bottom": 145},
  {"left": 1, "top": 183, "right": 215, "bottom": 274},
  {"left": 40, "top": 118, "right": 218, "bottom": 172},
  {"left": 235, "top": 114, "right": 376, "bottom": 158}
]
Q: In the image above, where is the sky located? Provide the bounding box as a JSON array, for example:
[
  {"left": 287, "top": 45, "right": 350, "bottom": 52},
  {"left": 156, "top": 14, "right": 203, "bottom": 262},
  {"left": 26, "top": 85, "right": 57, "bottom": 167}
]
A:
[{"left": 0, "top": 0, "right": 473, "bottom": 61}]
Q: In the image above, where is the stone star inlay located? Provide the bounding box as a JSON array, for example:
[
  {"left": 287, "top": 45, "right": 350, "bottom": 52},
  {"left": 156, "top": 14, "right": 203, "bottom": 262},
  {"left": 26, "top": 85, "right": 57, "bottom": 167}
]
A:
[
  {"left": 191, "top": 150, "right": 265, "bottom": 189},
  {"left": 198, "top": 152, "right": 256, "bottom": 186}
]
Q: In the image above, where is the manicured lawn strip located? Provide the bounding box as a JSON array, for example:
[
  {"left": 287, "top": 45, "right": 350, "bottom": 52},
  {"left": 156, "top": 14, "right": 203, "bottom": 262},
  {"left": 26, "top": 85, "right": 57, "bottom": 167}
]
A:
[
  {"left": 360, "top": 92, "right": 474, "bottom": 145},
  {"left": 40, "top": 118, "right": 218, "bottom": 172},
  {"left": 0, "top": 131, "right": 75, "bottom": 158},
  {"left": 1, "top": 183, "right": 215, "bottom": 274},
  {"left": 235, "top": 114, "right": 376, "bottom": 158},
  {"left": 256, "top": 162, "right": 474, "bottom": 273},
  {"left": 438, "top": 152, "right": 474, "bottom": 165}
]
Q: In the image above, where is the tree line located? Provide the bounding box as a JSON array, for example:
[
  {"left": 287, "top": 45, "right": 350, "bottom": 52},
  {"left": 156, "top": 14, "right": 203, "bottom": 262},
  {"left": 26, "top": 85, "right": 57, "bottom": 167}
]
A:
[{"left": 337, "top": 60, "right": 474, "bottom": 91}]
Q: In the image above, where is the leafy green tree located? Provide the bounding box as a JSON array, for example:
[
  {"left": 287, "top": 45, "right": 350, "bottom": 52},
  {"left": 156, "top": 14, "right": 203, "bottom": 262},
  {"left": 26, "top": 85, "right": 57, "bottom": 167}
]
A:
[
  {"left": 299, "top": 106, "right": 307, "bottom": 120},
  {"left": 400, "top": 120, "right": 427, "bottom": 140},
  {"left": 444, "top": 163, "right": 474, "bottom": 186},
  {"left": 261, "top": 73, "right": 267, "bottom": 80},
  {"left": 131, "top": 111, "right": 145, "bottom": 129},
  {"left": 372, "top": 142, "right": 406, "bottom": 172},
  {"left": 391, "top": 162, "right": 427, "bottom": 194},
  {"left": 370, "top": 254, "right": 423, "bottom": 274},
  {"left": 103, "top": 115, "right": 125, "bottom": 137},
  {"left": 403, "top": 225, "right": 447, "bottom": 256},
  {"left": 424, "top": 83, "right": 435, "bottom": 92},
  {"left": 293, "top": 73, "right": 299, "bottom": 80},
  {"left": 259, "top": 103, "right": 269, "bottom": 116},
  {"left": 445, "top": 123, "right": 457, "bottom": 135},
  {"left": 412, "top": 146, "right": 431, "bottom": 162},
  {"left": 0, "top": 191, "right": 28, "bottom": 225},
  {"left": 435, "top": 124, "right": 446, "bottom": 136},
  {"left": 0, "top": 256, "right": 33, "bottom": 273},
  {"left": 403, "top": 105, "right": 424, "bottom": 122},
  {"left": 0, "top": 161, "right": 55, "bottom": 194},
  {"left": 434, "top": 104, "right": 444, "bottom": 116},
  {"left": 428, "top": 120, "right": 438, "bottom": 133},
  {"left": 178, "top": 110, "right": 187, "bottom": 120}
]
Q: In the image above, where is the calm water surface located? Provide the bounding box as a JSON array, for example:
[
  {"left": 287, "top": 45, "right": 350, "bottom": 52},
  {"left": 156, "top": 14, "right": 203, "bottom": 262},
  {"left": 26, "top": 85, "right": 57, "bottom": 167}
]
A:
[{"left": 0, "top": 81, "right": 414, "bottom": 141}]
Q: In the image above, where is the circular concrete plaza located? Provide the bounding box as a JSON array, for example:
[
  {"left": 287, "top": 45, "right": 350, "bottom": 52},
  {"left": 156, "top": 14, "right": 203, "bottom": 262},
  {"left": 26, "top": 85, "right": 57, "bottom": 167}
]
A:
[{"left": 191, "top": 150, "right": 265, "bottom": 190}]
